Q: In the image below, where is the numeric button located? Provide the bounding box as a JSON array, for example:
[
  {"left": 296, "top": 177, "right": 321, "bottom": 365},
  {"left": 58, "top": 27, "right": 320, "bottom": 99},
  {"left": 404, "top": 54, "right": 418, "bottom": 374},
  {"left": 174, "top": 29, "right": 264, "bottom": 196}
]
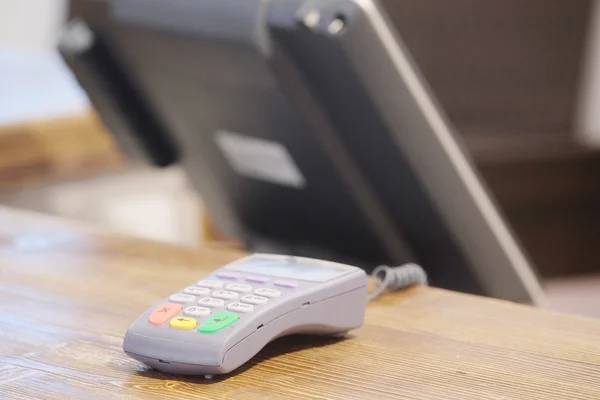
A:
[
  {"left": 183, "top": 306, "right": 211, "bottom": 318},
  {"left": 227, "top": 302, "right": 254, "bottom": 313},
  {"left": 241, "top": 295, "right": 268, "bottom": 305},
  {"left": 254, "top": 288, "right": 281, "bottom": 298},
  {"left": 196, "top": 280, "right": 224, "bottom": 289},
  {"left": 169, "top": 293, "right": 196, "bottom": 303},
  {"left": 211, "top": 290, "right": 239, "bottom": 300},
  {"left": 198, "top": 297, "right": 225, "bottom": 308},
  {"left": 183, "top": 286, "right": 210, "bottom": 296},
  {"left": 225, "top": 283, "right": 252, "bottom": 293}
]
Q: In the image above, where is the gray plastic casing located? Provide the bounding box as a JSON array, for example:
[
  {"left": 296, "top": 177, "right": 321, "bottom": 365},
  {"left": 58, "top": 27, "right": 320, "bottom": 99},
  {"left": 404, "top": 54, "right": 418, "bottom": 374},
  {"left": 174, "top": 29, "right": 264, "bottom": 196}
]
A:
[{"left": 122, "top": 255, "right": 368, "bottom": 375}]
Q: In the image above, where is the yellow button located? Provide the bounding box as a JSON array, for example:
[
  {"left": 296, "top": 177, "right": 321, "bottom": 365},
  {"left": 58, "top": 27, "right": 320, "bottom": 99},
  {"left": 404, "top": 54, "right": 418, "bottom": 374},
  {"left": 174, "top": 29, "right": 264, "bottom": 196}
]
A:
[{"left": 169, "top": 316, "right": 198, "bottom": 330}]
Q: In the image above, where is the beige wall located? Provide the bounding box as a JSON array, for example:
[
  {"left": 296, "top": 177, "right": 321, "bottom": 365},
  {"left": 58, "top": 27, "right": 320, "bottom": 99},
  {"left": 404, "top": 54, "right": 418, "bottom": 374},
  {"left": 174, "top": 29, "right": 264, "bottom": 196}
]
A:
[{"left": 0, "top": 0, "right": 67, "bottom": 50}]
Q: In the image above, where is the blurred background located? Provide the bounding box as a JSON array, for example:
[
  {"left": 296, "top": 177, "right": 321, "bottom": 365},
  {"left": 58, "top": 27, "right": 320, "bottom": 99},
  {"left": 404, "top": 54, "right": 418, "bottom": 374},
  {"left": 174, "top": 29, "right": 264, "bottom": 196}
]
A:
[{"left": 1, "top": 0, "right": 600, "bottom": 316}]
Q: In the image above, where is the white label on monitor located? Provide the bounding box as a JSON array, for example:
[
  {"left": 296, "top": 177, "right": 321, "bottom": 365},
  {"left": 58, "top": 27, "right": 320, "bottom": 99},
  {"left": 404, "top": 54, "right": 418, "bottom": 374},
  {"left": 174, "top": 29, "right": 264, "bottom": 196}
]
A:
[{"left": 215, "top": 131, "right": 306, "bottom": 189}]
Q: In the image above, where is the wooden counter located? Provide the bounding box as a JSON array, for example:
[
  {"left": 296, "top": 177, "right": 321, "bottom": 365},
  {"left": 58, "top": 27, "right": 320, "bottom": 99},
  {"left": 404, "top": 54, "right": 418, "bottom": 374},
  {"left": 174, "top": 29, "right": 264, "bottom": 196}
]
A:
[{"left": 1, "top": 206, "right": 599, "bottom": 399}]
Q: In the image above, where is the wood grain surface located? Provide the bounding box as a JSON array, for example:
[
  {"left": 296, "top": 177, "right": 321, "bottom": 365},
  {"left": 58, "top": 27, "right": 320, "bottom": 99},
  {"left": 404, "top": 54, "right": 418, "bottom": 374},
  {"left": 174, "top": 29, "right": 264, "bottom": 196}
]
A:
[
  {"left": 0, "top": 111, "right": 124, "bottom": 190},
  {"left": 1, "top": 207, "right": 600, "bottom": 399}
]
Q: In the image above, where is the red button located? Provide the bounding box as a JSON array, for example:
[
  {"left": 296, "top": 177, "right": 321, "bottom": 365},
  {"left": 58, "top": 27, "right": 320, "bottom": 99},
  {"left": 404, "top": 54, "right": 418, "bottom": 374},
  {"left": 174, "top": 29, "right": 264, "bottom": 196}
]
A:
[{"left": 148, "top": 302, "right": 182, "bottom": 326}]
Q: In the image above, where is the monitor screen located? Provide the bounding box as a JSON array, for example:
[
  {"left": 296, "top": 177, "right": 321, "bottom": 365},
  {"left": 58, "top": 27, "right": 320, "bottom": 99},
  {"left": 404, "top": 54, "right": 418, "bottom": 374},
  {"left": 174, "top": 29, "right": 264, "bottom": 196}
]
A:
[{"left": 60, "top": 0, "right": 545, "bottom": 305}]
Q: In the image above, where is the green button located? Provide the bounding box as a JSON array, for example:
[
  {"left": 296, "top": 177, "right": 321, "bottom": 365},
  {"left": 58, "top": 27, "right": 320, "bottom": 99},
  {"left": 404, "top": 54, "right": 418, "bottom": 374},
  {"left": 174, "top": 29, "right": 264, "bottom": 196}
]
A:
[{"left": 198, "top": 311, "right": 239, "bottom": 333}]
